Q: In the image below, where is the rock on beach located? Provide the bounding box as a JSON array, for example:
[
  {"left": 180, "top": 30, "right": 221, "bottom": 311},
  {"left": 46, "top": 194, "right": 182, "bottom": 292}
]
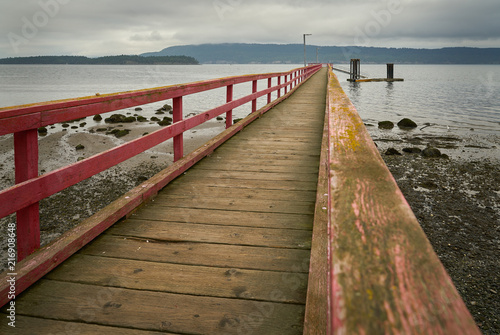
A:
[{"left": 397, "top": 118, "right": 418, "bottom": 129}]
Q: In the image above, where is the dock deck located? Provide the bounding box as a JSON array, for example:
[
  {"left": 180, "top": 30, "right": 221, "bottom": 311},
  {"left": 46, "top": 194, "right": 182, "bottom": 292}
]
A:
[{"left": 2, "top": 69, "right": 327, "bottom": 334}]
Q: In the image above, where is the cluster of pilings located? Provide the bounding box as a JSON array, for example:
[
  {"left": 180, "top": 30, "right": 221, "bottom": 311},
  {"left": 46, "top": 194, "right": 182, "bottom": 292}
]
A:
[{"left": 347, "top": 59, "right": 403, "bottom": 82}]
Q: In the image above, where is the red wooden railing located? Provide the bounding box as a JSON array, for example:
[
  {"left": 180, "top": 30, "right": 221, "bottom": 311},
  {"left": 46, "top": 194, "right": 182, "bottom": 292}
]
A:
[{"left": 0, "top": 64, "right": 322, "bottom": 263}]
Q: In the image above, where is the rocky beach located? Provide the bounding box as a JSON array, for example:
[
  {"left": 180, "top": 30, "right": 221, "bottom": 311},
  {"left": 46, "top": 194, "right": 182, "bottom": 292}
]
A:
[
  {"left": 0, "top": 111, "right": 498, "bottom": 333},
  {"left": 369, "top": 119, "right": 499, "bottom": 334}
]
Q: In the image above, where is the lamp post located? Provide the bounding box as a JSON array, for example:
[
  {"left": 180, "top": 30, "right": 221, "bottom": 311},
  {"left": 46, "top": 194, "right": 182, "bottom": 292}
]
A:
[{"left": 303, "top": 33, "right": 311, "bottom": 67}]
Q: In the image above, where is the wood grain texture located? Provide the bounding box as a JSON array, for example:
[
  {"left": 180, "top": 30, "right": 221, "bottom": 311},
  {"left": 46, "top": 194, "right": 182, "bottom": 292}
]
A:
[
  {"left": 0, "top": 314, "right": 169, "bottom": 335},
  {"left": 11, "top": 280, "right": 305, "bottom": 334},
  {"left": 80, "top": 235, "right": 312, "bottom": 272},
  {"left": 326, "top": 66, "right": 480, "bottom": 334},
  {"left": 108, "top": 219, "right": 313, "bottom": 249},
  {"left": 45, "top": 254, "right": 308, "bottom": 303}
]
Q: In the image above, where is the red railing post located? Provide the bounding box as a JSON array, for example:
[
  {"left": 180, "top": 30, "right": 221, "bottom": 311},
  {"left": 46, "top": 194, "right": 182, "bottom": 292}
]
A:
[
  {"left": 14, "top": 129, "right": 40, "bottom": 261},
  {"left": 277, "top": 76, "right": 281, "bottom": 98},
  {"left": 284, "top": 75, "right": 288, "bottom": 94},
  {"left": 226, "top": 84, "right": 233, "bottom": 129},
  {"left": 252, "top": 80, "right": 257, "bottom": 113},
  {"left": 267, "top": 78, "right": 272, "bottom": 104},
  {"left": 173, "top": 96, "right": 183, "bottom": 161}
]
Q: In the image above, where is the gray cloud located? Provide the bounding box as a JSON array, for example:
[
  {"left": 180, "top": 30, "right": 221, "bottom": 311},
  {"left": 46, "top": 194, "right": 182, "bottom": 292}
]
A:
[{"left": 1, "top": 0, "right": 499, "bottom": 58}]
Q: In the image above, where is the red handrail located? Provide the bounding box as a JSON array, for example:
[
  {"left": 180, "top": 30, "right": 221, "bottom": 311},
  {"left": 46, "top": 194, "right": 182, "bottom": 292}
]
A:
[{"left": 0, "top": 64, "right": 322, "bottom": 261}]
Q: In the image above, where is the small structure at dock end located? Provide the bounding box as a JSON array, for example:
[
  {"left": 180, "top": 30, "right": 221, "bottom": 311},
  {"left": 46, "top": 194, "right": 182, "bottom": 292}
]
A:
[{"left": 346, "top": 59, "right": 404, "bottom": 82}]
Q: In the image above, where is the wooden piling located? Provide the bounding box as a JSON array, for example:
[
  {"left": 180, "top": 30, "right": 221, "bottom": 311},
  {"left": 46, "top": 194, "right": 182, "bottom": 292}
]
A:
[
  {"left": 349, "top": 59, "right": 360, "bottom": 81},
  {"left": 387, "top": 63, "right": 394, "bottom": 79}
]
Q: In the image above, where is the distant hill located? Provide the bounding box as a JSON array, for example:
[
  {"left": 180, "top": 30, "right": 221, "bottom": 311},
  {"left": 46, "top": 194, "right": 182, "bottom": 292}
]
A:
[
  {"left": 142, "top": 43, "right": 500, "bottom": 64},
  {"left": 0, "top": 55, "right": 199, "bottom": 65}
]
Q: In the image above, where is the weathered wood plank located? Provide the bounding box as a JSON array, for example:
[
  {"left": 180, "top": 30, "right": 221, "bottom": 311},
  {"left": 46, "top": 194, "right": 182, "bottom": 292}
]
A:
[
  {"left": 326, "top": 68, "right": 480, "bottom": 333},
  {"left": 169, "top": 176, "right": 318, "bottom": 191},
  {"left": 160, "top": 183, "right": 317, "bottom": 202},
  {"left": 181, "top": 169, "right": 319, "bottom": 182},
  {"left": 233, "top": 130, "right": 321, "bottom": 139},
  {"left": 45, "top": 254, "right": 308, "bottom": 303},
  {"left": 189, "top": 162, "right": 319, "bottom": 174},
  {"left": 220, "top": 139, "right": 321, "bottom": 149},
  {"left": 216, "top": 144, "right": 322, "bottom": 155},
  {"left": 233, "top": 133, "right": 321, "bottom": 141},
  {"left": 81, "top": 235, "right": 312, "bottom": 273},
  {"left": 0, "top": 315, "right": 169, "bottom": 334},
  {"left": 152, "top": 195, "right": 315, "bottom": 215},
  {"left": 207, "top": 152, "right": 321, "bottom": 165},
  {"left": 108, "top": 220, "right": 312, "bottom": 249},
  {"left": 10, "top": 280, "right": 306, "bottom": 334},
  {"left": 130, "top": 206, "right": 313, "bottom": 230}
]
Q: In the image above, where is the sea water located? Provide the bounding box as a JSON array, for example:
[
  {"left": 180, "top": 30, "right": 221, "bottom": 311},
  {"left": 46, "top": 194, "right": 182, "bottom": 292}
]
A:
[{"left": 0, "top": 64, "right": 499, "bottom": 135}]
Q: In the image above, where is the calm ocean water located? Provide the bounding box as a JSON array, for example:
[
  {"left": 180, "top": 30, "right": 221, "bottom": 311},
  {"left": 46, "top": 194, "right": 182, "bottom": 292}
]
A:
[{"left": 0, "top": 64, "right": 499, "bottom": 135}]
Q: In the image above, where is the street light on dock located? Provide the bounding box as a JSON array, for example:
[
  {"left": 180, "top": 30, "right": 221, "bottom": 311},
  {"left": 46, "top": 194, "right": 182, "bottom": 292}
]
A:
[{"left": 303, "top": 33, "right": 312, "bottom": 67}]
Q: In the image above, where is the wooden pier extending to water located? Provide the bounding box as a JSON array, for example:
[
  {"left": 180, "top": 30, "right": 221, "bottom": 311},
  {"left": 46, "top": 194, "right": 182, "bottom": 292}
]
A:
[{"left": 0, "top": 65, "right": 479, "bottom": 334}]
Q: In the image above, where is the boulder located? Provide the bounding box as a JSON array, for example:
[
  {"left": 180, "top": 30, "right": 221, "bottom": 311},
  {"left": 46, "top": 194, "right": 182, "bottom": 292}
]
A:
[
  {"left": 123, "top": 116, "right": 136, "bottom": 123},
  {"left": 397, "top": 118, "right": 418, "bottom": 129},
  {"left": 403, "top": 147, "right": 422, "bottom": 154},
  {"left": 114, "top": 129, "right": 130, "bottom": 138},
  {"left": 378, "top": 121, "right": 394, "bottom": 130},
  {"left": 422, "top": 147, "right": 442, "bottom": 158},
  {"left": 158, "top": 117, "right": 172, "bottom": 126},
  {"left": 105, "top": 114, "right": 127, "bottom": 123},
  {"left": 385, "top": 148, "right": 402, "bottom": 156}
]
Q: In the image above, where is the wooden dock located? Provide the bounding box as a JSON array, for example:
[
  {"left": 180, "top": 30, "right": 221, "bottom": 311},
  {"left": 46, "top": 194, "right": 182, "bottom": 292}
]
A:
[
  {"left": 1, "top": 69, "right": 327, "bottom": 334},
  {"left": 0, "top": 65, "right": 481, "bottom": 334}
]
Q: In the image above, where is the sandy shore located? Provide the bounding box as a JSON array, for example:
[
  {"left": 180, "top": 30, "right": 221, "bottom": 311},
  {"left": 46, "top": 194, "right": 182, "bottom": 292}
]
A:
[{"left": 0, "top": 116, "right": 498, "bottom": 333}]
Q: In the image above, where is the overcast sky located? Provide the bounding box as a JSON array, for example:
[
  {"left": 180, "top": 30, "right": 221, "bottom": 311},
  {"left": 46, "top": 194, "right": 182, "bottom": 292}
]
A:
[{"left": 1, "top": 0, "right": 500, "bottom": 58}]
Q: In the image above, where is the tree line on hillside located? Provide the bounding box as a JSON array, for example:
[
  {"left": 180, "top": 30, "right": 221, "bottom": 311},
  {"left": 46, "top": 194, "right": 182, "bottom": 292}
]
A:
[
  {"left": 0, "top": 55, "right": 199, "bottom": 65},
  {"left": 142, "top": 44, "right": 500, "bottom": 64}
]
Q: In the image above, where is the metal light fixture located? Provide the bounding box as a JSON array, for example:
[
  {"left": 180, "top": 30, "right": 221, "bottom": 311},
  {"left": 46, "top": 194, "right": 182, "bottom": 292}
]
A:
[{"left": 303, "top": 34, "right": 312, "bottom": 67}]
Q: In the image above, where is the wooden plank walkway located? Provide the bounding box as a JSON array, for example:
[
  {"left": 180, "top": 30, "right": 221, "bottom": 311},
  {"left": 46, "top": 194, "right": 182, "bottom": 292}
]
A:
[{"left": 1, "top": 69, "right": 328, "bottom": 334}]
